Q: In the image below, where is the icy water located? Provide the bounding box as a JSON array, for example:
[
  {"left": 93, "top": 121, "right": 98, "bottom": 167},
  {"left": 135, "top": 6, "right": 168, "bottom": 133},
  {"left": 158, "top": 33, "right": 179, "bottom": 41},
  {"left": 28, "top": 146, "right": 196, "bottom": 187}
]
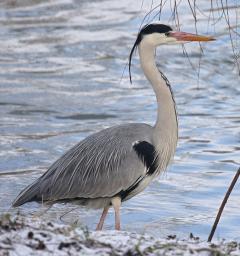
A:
[{"left": 0, "top": 0, "right": 239, "bottom": 241}]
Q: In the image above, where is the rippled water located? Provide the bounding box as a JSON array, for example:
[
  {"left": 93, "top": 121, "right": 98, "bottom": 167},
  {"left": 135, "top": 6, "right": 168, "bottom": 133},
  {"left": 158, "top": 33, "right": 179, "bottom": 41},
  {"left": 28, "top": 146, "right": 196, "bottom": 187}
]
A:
[{"left": 0, "top": 0, "right": 239, "bottom": 240}]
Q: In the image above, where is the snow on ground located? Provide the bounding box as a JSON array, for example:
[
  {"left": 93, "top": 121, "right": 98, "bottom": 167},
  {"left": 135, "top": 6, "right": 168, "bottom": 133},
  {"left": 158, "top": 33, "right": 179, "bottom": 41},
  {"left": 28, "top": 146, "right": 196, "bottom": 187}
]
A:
[{"left": 0, "top": 214, "right": 240, "bottom": 256}]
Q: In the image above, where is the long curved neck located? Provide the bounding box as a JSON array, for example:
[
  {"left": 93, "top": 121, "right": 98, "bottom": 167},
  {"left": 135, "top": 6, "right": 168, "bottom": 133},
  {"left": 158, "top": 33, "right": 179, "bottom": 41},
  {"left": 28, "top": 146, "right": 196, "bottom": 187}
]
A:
[{"left": 138, "top": 40, "right": 178, "bottom": 164}]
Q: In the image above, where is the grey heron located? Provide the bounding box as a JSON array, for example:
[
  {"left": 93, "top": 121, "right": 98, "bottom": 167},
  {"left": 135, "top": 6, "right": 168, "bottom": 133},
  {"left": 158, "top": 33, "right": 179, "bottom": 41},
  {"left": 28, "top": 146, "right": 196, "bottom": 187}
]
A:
[{"left": 12, "top": 23, "right": 214, "bottom": 230}]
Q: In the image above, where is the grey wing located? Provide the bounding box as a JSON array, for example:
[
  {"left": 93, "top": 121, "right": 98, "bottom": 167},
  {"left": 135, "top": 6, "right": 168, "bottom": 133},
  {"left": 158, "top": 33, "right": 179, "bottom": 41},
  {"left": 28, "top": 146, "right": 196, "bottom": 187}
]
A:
[{"left": 34, "top": 123, "right": 153, "bottom": 201}]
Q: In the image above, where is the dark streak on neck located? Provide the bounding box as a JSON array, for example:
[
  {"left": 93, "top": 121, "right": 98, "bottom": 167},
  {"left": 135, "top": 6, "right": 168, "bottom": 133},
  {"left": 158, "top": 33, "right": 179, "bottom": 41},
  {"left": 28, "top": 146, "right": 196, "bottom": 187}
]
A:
[{"left": 157, "top": 67, "right": 178, "bottom": 129}]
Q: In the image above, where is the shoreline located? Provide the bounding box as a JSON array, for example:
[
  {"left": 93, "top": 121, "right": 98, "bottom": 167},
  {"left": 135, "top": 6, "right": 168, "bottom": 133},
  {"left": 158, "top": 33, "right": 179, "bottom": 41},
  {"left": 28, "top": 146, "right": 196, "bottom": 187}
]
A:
[{"left": 1, "top": 214, "right": 239, "bottom": 255}]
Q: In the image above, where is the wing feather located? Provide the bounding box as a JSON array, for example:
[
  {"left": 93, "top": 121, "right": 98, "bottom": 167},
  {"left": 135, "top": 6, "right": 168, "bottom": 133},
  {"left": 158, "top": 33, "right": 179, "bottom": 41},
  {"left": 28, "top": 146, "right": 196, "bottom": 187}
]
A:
[{"left": 36, "top": 123, "right": 153, "bottom": 201}]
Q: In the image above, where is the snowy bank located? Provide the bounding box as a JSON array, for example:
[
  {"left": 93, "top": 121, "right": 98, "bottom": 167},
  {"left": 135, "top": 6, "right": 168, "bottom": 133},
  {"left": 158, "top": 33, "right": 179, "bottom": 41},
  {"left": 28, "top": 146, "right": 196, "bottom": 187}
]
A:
[{"left": 0, "top": 214, "right": 239, "bottom": 255}]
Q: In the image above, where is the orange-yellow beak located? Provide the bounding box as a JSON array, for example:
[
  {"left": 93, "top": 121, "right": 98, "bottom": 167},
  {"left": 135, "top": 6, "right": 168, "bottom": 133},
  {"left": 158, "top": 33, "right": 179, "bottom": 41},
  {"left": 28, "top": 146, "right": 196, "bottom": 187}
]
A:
[{"left": 168, "top": 31, "right": 215, "bottom": 42}]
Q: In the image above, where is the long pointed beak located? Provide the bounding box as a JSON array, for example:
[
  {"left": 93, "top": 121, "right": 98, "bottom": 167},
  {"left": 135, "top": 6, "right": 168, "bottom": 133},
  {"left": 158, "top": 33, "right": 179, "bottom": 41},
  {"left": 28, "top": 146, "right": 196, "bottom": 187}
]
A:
[{"left": 168, "top": 31, "right": 215, "bottom": 42}]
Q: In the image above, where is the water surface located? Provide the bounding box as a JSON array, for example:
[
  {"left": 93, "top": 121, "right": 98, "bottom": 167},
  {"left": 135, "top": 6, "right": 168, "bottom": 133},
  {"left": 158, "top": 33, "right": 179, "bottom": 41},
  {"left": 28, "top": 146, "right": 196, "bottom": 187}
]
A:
[{"left": 0, "top": 0, "right": 239, "bottom": 241}]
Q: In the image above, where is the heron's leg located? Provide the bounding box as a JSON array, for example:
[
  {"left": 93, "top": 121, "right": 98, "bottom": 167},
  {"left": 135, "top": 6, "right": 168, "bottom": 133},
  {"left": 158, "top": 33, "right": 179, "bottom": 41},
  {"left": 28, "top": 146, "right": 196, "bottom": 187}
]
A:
[
  {"left": 96, "top": 206, "right": 109, "bottom": 231},
  {"left": 111, "top": 197, "right": 121, "bottom": 230}
]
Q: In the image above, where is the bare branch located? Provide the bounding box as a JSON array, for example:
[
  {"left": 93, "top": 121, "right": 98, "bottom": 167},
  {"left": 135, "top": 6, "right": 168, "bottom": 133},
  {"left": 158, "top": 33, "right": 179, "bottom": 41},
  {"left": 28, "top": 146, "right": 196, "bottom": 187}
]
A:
[{"left": 208, "top": 168, "right": 240, "bottom": 242}]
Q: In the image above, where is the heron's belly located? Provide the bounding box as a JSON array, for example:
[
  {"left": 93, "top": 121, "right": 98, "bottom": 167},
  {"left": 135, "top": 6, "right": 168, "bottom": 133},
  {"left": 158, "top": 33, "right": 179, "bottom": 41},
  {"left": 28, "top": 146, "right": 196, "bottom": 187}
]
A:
[
  {"left": 69, "top": 174, "right": 154, "bottom": 209},
  {"left": 71, "top": 197, "right": 113, "bottom": 209}
]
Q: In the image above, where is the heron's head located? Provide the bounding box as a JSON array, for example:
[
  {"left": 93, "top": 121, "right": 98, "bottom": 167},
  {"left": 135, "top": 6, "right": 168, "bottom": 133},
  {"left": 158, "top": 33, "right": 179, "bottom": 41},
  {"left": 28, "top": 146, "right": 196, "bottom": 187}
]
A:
[{"left": 129, "top": 23, "right": 215, "bottom": 82}]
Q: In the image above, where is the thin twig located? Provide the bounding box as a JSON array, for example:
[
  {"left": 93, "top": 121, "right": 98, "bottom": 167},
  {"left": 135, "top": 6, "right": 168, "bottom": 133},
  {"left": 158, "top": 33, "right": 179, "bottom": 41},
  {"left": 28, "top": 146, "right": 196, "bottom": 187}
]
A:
[
  {"left": 208, "top": 167, "right": 240, "bottom": 242},
  {"left": 146, "top": 0, "right": 155, "bottom": 24},
  {"left": 59, "top": 207, "right": 79, "bottom": 222},
  {"left": 159, "top": 0, "right": 163, "bottom": 20},
  {"left": 220, "top": 0, "right": 240, "bottom": 74},
  {"left": 139, "top": 4, "right": 162, "bottom": 32}
]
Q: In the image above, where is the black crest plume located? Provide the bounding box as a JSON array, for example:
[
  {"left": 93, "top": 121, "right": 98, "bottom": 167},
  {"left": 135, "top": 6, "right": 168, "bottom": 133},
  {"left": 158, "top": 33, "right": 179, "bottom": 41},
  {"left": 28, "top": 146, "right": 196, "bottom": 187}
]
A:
[
  {"left": 128, "top": 32, "right": 142, "bottom": 84},
  {"left": 128, "top": 24, "right": 172, "bottom": 84}
]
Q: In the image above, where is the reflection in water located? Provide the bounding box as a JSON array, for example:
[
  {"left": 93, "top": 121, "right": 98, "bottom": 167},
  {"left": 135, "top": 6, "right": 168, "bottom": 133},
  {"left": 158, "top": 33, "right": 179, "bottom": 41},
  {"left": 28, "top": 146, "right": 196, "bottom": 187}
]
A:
[{"left": 0, "top": 0, "right": 239, "bottom": 240}]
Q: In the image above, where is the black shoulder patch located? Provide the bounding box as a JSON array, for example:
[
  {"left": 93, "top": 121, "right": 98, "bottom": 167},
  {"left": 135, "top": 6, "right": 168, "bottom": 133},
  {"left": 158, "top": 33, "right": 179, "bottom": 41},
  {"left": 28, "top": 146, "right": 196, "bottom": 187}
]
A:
[{"left": 133, "top": 141, "right": 158, "bottom": 175}]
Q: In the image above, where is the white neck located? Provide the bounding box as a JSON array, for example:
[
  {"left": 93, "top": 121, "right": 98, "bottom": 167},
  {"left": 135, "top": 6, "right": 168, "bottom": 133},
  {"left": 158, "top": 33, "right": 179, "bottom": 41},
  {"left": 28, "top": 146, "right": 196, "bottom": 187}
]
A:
[{"left": 138, "top": 39, "right": 178, "bottom": 169}]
